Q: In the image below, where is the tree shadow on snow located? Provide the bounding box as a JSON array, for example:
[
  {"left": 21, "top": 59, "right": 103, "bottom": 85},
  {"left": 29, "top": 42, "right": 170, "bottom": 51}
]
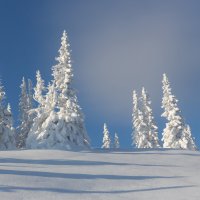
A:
[
  {"left": 0, "top": 184, "right": 195, "bottom": 194},
  {"left": 0, "top": 158, "right": 131, "bottom": 166},
  {"left": 0, "top": 169, "right": 184, "bottom": 180},
  {"left": 0, "top": 158, "right": 180, "bottom": 168}
]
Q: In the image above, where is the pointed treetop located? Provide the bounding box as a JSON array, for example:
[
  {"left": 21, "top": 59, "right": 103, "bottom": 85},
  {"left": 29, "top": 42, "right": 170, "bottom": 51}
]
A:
[
  {"left": 162, "top": 73, "right": 170, "bottom": 85},
  {"left": 141, "top": 87, "right": 152, "bottom": 105},
  {"left": 7, "top": 103, "right": 11, "bottom": 112},
  {"left": 56, "top": 30, "right": 71, "bottom": 64},
  {"left": 163, "top": 73, "right": 167, "bottom": 79},
  {"left": 20, "top": 77, "right": 27, "bottom": 91},
  {"left": 61, "top": 30, "right": 67, "bottom": 46},
  {"left": 133, "top": 90, "right": 137, "bottom": 98},
  {"left": 141, "top": 87, "right": 147, "bottom": 95},
  {"left": 0, "top": 81, "right": 5, "bottom": 102},
  {"left": 63, "top": 30, "right": 67, "bottom": 37},
  {"left": 36, "top": 70, "right": 41, "bottom": 78},
  {"left": 22, "top": 77, "right": 25, "bottom": 83},
  {"left": 132, "top": 90, "right": 137, "bottom": 103},
  {"left": 162, "top": 74, "right": 172, "bottom": 97},
  {"left": 132, "top": 90, "right": 139, "bottom": 108},
  {"left": 141, "top": 87, "right": 146, "bottom": 99},
  {"left": 142, "top": 86, "right": 145, "bottom": 92}
]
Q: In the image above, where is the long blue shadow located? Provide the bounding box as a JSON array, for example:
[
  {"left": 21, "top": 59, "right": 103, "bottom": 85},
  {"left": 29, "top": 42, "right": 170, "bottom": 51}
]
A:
[
  {"left": 0, "top": 184, "right": 195, "bottom": 194},
  {"left": 0, "top": 169, "right": 183, "bottom": 180}
]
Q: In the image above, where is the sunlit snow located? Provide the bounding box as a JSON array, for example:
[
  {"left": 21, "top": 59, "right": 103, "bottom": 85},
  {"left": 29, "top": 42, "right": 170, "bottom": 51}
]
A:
[{"left": 0, "top": 149, "right": 199, "bottom": 200}]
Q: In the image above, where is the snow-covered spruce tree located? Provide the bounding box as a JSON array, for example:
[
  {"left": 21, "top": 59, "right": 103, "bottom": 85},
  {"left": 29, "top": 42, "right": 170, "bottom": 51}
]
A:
[
  {"left": 26, "top": 71, "right": 48, "bottom": 148},
  {"left": 102, "top": 123, "right": 111, "bottom": 148},
  {"left": 26, "top": 31, "right": 90, "bottom": 149},
  {"left": 132, "top": 90, "right": 150, "bottom": 148},
  {"left": 113, "top": 132, "right": 120, "bottom": 149},
  {"left": 140, "top": 87, "right": 160, "bottom": 148},
  {"left": 161, "top": 74, "right": 196, "bottom": 150},
  {"left": 132, "top": 90, "right": 139, "bottom": 147},
  {"left": 26, "top": 82, "right": 58, "bottom": 149},
  {"left": 51, "top": 31, "right": 90, "bottom": 148},
  {"left": 0, "top": 83, "right": 16, "bottom": 149},
  {"left": 16, "top": 77, "right": 32, "bottom": 148},
  {"left": 182, "top": 125, "right": 196, "bottom": 150}
]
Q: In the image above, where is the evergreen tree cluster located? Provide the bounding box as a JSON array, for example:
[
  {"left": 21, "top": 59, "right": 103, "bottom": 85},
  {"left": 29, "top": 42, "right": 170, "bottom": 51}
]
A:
[
  {"left": 101, "top": 123, "right": 120, "bottom": 149},
  {"left": 131, "top": 74, "right": 196, "bottom": 150},
  {"left": 102, "top": 74, "right": 196, "bottom": 150},
  {"left": 0, "top": 31, "right": 90, "bottom": 150},
  {"left": 26, "top": 31, "right": 90, "bottom": 150},
  {"left": 0, "top": 31, "right": 197, "bottom": 151},
  {"left": 132, "top": 88, "right": 160, "bottom": 149}
]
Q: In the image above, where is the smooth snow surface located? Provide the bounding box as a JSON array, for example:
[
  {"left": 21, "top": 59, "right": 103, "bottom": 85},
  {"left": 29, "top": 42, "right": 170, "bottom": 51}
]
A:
[{"left": 0, "top": 149, "right": 199, "bottom": 199}]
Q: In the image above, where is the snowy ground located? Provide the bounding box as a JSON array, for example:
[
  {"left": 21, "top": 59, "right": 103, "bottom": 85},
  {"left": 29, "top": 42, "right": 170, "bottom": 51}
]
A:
[{"left": 0, "top": 149, "right": 199, "bottom": 200}]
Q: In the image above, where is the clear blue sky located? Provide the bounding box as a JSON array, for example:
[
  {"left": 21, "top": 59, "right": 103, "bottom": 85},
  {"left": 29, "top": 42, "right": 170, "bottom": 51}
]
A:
[{"left": 1, "top": 0, "right": 200, "bottom": 148}]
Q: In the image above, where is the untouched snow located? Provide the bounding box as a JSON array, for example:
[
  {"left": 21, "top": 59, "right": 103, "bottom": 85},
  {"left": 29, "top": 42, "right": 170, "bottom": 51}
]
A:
[{"left": 0, "top": 149, "right": 199, "bottom": 199}]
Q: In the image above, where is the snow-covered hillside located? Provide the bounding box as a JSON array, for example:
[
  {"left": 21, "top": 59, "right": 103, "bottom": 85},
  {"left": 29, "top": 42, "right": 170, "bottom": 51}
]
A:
[{"left": 0, "top": 149, "right": 199, "bottom": 200}]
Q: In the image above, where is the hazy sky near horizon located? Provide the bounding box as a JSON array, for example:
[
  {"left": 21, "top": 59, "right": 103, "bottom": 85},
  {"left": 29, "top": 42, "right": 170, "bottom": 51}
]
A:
[{"left": 1, "top": 0, "right": 200, "bottom": 147}]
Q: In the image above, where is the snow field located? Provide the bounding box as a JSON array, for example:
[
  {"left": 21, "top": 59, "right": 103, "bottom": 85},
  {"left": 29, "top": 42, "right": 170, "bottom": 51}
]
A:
[{"left": 0, "top": 149, "right": 199, "bottom": 200}]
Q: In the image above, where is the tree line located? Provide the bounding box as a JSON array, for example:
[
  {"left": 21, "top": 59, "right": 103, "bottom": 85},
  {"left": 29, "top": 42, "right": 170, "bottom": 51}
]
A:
[
  {"left": 102, "top": 74, "right": 196, "bottom": 150},
  {"left": 0, "top": 31, "right": 196, "bottom": 151}
]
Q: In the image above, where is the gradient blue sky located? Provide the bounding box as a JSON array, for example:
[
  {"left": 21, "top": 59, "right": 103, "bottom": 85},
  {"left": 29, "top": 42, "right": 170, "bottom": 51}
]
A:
[{"left": 0, "top": 0, "right": 200, "bottom": 148}]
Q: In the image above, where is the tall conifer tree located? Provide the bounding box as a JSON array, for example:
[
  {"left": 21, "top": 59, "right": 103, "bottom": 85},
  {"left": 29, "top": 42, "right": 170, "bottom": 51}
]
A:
[
  {"left": 161, "top": 74, "right": 196, "bottom": 150},
  {"left": 113, "top": 132, "right": 120, "bottom": 149},
  {"left": 0, "top": 82, "right": 15, "bottom": 149},
  {"left": 17, "top": 78, "right": 29, "bottom": 148},
  {"left": 140, "top": 87, "right": 160, "bottom": 148},
  {"left": 102, "top": 123, "right": 111, "bottom": 148},
  {"left": 26, "top": 31, "right": 90, "bottom": 149},
  {"left": 132, "top": 90, "right": 148, "bottom": 148}
]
